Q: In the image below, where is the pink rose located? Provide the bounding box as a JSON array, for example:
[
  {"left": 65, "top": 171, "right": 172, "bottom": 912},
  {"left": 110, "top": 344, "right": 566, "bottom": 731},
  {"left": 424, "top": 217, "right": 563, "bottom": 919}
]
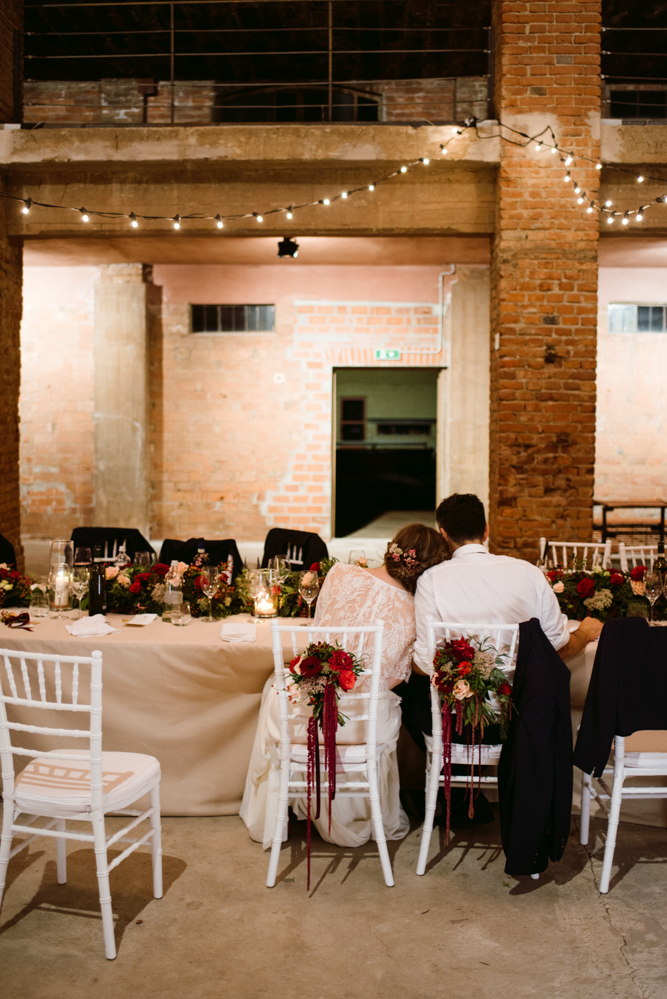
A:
[
  {"left": 452, "top": 679, "right": 472, "bottom": 701},
  {"left": 105, "top": 565, "right": 119, "bottom": 580},
  {"left": 553, "top": 581, "right": 564, "bottom": 593}
]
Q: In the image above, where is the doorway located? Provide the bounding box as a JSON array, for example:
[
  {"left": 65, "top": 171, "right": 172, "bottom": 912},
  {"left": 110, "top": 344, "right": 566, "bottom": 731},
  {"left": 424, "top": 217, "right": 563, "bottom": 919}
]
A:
[{"left": 333, "top": 368, "right": 439, "bottom": 537}]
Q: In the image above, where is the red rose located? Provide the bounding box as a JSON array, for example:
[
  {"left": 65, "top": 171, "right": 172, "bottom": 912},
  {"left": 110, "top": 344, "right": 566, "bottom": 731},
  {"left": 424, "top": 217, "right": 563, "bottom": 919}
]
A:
[
  {"left": 193, "top": 574, "right": 205, "bottom": 592},
  {"left": 576, "top": 578, "right": 595, "bottom": 599},
  {"left": 338, "top": 670, "right": 356, "bottom": 691},
  {"left": 457, "top": 663, "right": 472, "bottom": 676},
  {"left": 610, "top": 572, "right": 624, "bottom": 586},
  {"left": 450, "top": 639, "right": 475, "bottom": 662},
  {"left": 153, "top": 563, "right": 170, "bottom": 578},
  {"left": 299, "top": 655, "right": 322, "bottom": 678},
  {"left": 546, "top": 570, "right": 562, "bottom": 583},
  {"left": 129, "top": 581, "right": 141, "bottom": 593},
  {"left": 136, "top": 572, "right": 151, "bottom": 583},
  {"left": 630, "top": 565, "right": 646, "bottom": 582},
  {"left": 499, "top": 682, "right": 512, "bottom": 696},
  {"left": 328, "top": 649, "right": 354, "bottom": 672},
  {"left": 310, "top": 562, "right": 321, "bottom": 572}
]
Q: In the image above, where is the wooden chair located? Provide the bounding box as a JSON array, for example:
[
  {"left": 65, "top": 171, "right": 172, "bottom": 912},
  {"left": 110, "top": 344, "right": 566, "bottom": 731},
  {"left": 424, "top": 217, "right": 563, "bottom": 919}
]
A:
[{"left": 0, "top": 647, "right": 163, "bottom": 959}]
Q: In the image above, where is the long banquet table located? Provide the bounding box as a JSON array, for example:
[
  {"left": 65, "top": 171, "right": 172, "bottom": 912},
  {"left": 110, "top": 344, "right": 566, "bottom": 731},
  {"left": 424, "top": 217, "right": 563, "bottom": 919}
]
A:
[{"left": 0, "top": 612, "right": 600, "bottom": 817}]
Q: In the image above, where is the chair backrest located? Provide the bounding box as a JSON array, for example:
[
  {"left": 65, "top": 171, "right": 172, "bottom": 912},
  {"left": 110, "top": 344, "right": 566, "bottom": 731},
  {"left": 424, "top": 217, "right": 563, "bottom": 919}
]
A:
[
  {"left": 71, "top": 527, "right": 156, "bottom": 562},
  {"left": 270, "top": 621, "right": 384, "bottom": 752},
  {"left": 0, "top": 648, "right": 104, "bottom": 807},
  {"left": 0, "top": 533, "right": 16, "bottom": 568},
  {"left": 539, "top": 537, "right": 612, "bottom": 571},
  {"left": 158, "top": 538, "right": 243, "bottom": 579},
  {"left": 425, "top": 620, "right": 520, "bottom": 673},
  {"left": 262, "top": 529, "right": 329, "bottom": 570},
  {"left": 618, "top": 542, "right": 657, "bottom": 573}
]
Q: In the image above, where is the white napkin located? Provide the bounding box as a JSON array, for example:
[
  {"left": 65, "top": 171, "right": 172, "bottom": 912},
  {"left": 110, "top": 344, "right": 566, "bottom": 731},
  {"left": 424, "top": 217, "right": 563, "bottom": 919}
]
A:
[
  {"left": 126, "top": 613, "right": 157, "bottom": 627},
  {"left": 66, "top": 614, "right": 118, "bottom": 638},
  {"left": 220, "top": 622, "right": 257, "bottom": 643}
]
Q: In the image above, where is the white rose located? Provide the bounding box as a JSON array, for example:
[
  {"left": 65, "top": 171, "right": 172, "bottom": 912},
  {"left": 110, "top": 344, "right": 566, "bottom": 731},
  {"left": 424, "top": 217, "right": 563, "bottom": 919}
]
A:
[
  {"left": 553, "top": 581, "right": 564, "bottom": 593},
  {"left": 452, "top": 679, "right": 472, "bottom": 701}
]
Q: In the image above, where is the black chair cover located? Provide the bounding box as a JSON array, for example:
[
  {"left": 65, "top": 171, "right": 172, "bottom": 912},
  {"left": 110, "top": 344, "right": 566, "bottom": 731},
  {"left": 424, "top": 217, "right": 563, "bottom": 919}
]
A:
[
  {"left": 0, "top": 533, "right": 16, "bottom": 567},
  {"left": 158, "top": 538, "right": 243, "bottom": 580},
  {"left": 71, "top": 527, "right": 156, "bottom": 562},
  {"left": 261, "top": 528, "right": 328, "bottom": 570}
]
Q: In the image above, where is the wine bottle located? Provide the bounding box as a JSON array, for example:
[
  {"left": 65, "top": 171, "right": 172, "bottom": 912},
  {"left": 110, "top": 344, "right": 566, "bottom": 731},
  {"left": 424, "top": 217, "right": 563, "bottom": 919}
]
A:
[
  {"left": 88, "top": 546, "right": 107, "bottom": 616},
  {"left": 655, "top": 541, "right": 667, "bottom": 585}
]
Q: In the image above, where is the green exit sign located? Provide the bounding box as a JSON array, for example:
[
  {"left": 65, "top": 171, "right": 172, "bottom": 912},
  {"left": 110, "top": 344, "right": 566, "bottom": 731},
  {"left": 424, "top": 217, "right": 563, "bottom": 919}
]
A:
[{"left": 374, "top": 349, "right": 402, "bottom": 361}]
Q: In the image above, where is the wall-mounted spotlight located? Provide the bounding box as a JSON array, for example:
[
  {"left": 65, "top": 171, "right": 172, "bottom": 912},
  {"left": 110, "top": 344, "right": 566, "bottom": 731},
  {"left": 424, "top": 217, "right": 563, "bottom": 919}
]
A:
[{"left": 277, "top": 237, "right": 299, "bottom": 259}]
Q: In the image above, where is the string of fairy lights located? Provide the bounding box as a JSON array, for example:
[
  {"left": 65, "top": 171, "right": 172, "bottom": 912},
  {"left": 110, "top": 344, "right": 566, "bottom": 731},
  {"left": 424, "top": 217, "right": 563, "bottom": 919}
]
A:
[{"left": 2, "top": 118, "right": 666, "bottom": 231}]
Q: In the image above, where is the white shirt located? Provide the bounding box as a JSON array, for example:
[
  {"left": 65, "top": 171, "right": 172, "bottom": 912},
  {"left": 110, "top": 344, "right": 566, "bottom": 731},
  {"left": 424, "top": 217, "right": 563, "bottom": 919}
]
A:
[{"left": 413, "top": 543, "right": 570, "bottom": 672}]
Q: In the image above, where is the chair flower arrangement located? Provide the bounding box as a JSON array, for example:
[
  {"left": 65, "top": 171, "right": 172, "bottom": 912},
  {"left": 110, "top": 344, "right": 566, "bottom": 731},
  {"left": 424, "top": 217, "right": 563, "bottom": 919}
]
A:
[
  {"left": 546, "top": 565, "right": 663, "bottom": 622},
  {"left": 0, "top": 564, "right": 34, "bottom": 609},
  {"left": 431, "top": 637, "right": 513, "bottom": 842},
  {"left": 287, "top": 640, "right": 365, "bottom": 886}
]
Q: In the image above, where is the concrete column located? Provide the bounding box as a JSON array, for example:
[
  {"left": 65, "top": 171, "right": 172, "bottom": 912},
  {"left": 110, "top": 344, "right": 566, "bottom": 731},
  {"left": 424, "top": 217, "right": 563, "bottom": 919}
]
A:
[
  {"left": 489, "top": 0, "right": 601, "bottom": 560},
  {"left": 443, "top": 265, "right": 490, "bottom": 512},
  {"left": 93, "top": 264, "right": 149, "bottom": 534}
]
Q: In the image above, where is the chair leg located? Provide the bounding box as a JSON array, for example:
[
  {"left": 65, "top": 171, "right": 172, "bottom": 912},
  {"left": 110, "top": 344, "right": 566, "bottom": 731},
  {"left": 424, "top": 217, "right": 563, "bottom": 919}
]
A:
[
  {"left": 55, "top": 819, "right": 67, "bottom": 884},
  {"left": 0, "top": 799, "right": 15, "bottom": 910},
  {"left": 266, "top": 764, "right": 290, "bottom": 888},
  {"left": 416, "top": 747, "right": 441, "bottom": 876},
  {"left": 580, "top": 771, "right": 592, "bottom": 846},
  {"left": 149, "top": 784, "right": 163, "bottom": 899},
  {"left": 91, "top": 811, "right": 116, "bottom": 960},
  {"left": 367, "top": 758, "right": 394, "bottom": 888},
  {"left": 599, "top": 768, "right": 624, "bottom": 895}
]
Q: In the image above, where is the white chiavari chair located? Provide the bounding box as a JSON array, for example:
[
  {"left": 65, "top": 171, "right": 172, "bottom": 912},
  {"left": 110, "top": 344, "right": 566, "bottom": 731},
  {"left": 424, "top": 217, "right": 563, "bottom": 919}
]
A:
[{"left": 539, "top": 537, "right": 612, "bottom": 571}]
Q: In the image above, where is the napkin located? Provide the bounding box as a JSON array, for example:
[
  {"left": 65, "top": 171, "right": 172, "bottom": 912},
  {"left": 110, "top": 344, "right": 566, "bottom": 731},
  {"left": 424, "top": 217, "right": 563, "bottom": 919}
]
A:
[
  {"left": 126, "top": 613, "right": 157, "bottom": 627},
  {"left": 220, "top": 622, "right": 257, "bottom": 643},
  {"left": 66, "top": 614, "right": 118, "bottom": 638}
]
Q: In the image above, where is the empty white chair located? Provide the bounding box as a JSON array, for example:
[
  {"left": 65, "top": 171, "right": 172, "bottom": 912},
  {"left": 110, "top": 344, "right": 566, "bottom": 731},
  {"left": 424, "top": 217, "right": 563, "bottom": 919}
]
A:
[
  {"left": 539, "top": 537, "right": 612, "bottom": 571},
  {"left": 618, "top": 542, "right": 657, "bottom": 573},
  {"left": 416, "top": 620, "right": 520, "bottom": 877},
  {"left": 266, "top": 620, "right": 394, "bottom": 888},
  {"left": 0, "top": 648, "right": 162, "bottom": 959},
  {"left": 580, "top": 731, "right": 667, "bottom": 893}
]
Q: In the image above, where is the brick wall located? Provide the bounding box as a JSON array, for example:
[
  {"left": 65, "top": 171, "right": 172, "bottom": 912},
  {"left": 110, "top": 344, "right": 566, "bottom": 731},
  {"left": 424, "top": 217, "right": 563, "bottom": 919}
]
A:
[
  {"left": 0, "top": 198, "right": 24, "bottom": 567},
  {"left": 0, "top": 0, "right": 22, "bottom": 123},
  {"left": 488, "top": 0, "right": 601, "bottom": 560},
  {"left": 22, "top": 76, "right": 489, "bottom": 126}
]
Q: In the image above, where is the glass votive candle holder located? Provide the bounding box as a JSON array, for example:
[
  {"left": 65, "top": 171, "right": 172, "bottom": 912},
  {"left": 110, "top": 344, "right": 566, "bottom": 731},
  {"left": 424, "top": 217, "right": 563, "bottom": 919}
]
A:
[
  {"left": 49, "top": 563, "right": 72, "bottom": 612},
  {"left": 254, "top": 587, "right": 278, "bottom": 619}
]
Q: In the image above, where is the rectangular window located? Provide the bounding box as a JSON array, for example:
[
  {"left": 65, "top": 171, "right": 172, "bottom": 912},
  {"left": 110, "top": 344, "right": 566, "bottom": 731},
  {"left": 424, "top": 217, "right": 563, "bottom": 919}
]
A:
[
  {"left": 608, "top": 304, "right": 667, "bottom": 333},
  {"left": 340, "top": 398, "right": 366, "bottom": 442},
  {"left": 190, "top": 304, "right": 275, "bottom": 333}
]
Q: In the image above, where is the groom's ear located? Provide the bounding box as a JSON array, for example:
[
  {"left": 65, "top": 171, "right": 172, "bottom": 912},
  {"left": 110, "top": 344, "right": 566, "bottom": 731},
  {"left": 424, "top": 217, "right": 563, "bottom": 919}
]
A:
[{"left": 483, "top": 524, "right": 489, "bottom": 543}]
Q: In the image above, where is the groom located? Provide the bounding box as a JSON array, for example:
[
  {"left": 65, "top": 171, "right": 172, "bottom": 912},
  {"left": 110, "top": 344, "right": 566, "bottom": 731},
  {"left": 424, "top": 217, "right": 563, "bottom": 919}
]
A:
[{"left": 402, "top": 492, "right": 602, "bottom": 821}]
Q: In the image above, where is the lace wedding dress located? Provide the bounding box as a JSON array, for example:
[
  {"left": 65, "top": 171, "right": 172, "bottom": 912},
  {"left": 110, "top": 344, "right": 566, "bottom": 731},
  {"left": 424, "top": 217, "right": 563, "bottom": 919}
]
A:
[{"left": 240, "top": 562, "right": 413, "bottom": 848}]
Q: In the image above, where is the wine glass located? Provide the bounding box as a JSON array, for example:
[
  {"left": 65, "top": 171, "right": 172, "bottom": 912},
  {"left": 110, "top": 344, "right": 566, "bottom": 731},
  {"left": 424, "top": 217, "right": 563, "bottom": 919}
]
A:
[
  {"left": 245, "top": 569, "right": 264, "bottom": 622},
  {"left": 349, "top": 549, "right": 367, "bottom": 566},
  {"left": 135, "top": 551, "right": 152, "bottom": 568},
  {"left": 71, "top": 567, "right": 90, "bottom": 619},
  {"left": 74, "top": 546, "right": 92, "bottom": 567},
  {"left": 201, "top": 567, "right": 219, "bottom": 622},
  {"left": 644, "top": 571, "right": 663, "bottom": 624},
  {"left": 269, "top": 555, "right": 291, "bottom": 581},
  {"left": 298, "top": 570, "right": 319, "bottom": 619}
]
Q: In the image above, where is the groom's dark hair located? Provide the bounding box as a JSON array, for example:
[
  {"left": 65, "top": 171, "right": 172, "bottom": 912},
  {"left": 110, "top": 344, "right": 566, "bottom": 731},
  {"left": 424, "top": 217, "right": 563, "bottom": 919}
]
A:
[{"left": 436, "top": 493, "right": 486, "bottom": 544}]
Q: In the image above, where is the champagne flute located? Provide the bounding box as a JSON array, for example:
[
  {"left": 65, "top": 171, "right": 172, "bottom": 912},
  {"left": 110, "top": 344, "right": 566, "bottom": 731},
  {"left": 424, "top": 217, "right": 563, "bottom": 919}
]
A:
[
  {"left": 644, "top": 571, "right": 663, "bottom": 624},
  {"left": 71, "top": 567, "right": 90, "bottom": 619},
  {"left": 201, "top": 567, "right": 218, "bottom": 622},
  {"left": 298, "top": 570, "right": 319, "bottom": 619}
]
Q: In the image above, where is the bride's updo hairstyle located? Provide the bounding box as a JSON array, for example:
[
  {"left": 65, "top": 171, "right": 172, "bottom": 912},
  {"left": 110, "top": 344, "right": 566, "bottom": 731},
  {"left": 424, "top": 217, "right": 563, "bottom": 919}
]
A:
[{"left": 383, "top": 523, "right": 449, "bottom": 595}]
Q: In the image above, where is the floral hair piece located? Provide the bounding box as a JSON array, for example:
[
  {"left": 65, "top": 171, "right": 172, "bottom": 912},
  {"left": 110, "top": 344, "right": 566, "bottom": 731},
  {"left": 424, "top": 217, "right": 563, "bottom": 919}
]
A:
[{"left": 386, "top": 543, "right": 419, "bottom": 574}]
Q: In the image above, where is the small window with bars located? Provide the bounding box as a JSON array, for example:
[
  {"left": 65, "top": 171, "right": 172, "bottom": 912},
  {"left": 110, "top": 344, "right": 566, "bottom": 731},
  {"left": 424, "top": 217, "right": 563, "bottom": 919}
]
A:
[
  {"left": 608, "top": 304, "right": 667, "bottom": 333},
  {"left": 340, "top": 398, "right": 366, "bottom": 442},
  {"left": 190, "top": 304, "right": 275, "bottom": 333}
]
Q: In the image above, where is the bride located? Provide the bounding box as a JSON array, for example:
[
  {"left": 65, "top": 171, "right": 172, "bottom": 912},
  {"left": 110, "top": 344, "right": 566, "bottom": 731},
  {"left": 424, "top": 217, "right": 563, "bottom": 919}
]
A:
[{"left": 240, "top": 523, "right": 449, "bottom": 849}]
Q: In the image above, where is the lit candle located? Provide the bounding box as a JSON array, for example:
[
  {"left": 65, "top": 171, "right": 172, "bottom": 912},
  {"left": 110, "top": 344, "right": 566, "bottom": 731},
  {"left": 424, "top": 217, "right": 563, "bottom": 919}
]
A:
[
  {"left": 53, "top": 569, "right": 70, "bottom": 607},
  {"left": 255, "top": 592, "right": 277, "bottom": 617}
]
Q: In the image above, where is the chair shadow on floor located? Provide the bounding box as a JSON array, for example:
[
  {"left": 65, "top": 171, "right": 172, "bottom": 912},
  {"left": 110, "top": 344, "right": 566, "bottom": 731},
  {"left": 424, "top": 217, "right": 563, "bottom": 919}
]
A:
[
  {"left": 0, "top": 847, "right": 186, "bottom": 954},
  {"left": 270, "top": 813, "right": 404, "bottom": 895},
  {"left": 581, "top": 817, "right": 667, "bottom": 894}
]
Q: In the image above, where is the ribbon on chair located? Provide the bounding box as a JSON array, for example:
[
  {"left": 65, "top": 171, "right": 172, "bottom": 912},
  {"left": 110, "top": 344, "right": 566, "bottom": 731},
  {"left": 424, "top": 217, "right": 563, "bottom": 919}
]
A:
[{"left": 305, "top": 681, "right": 339, "bottom": 890}]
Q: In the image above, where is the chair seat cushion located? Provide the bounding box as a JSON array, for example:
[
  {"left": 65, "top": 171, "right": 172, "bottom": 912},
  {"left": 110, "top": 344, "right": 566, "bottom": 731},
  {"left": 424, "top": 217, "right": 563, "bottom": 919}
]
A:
[
  {"left": 14, "top": 749, "right": 161, "bottom": 813},
  {"left": 423, "top": 733, "right": 503, "bottom": 764},
  {"left": 289, "top": 743, "right": 388, "bottom": 766}
]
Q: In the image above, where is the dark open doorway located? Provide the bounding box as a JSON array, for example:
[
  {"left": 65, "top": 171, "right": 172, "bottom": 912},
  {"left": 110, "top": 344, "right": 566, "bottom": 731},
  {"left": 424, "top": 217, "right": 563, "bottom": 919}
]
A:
[{"left": 334, "top": 368, "right": 439, "bottom": 537}]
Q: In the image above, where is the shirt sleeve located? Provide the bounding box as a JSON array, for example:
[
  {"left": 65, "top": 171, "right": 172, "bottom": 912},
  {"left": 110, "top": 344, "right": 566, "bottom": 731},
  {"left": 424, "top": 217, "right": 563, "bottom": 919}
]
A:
[
  {"left": 413, "top": 569, "right": 439, "bottom": 672},
  {"left": 537, "top": 571, "right": 571, "bottom": 650}
]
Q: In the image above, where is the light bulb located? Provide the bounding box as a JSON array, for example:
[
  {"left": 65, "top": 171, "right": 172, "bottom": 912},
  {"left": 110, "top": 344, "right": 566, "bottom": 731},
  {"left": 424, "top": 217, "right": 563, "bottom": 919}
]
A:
[
  {"left": 256, "top": 214, "right": 263, "bottom": 223},
  {"left": 173, "top": 215, "right": 180, "bottom": 230},
  {"left": 637, "top": 175, "right": 644, "bottom": 183},
  {"left": 341, "top": 191, "right": 348, "bottom": 198},
  {"left": 80, "top": 208, "right": 89, "bottom": 222},
  {"left": 636, "top": 212, "right": 643, "bottom": 221},
  {"left": 21, "top": 198, "right": 31, "bottom": 215},
  {"left": 368, "top": 184, "right": 375, "bottom": 191},
  {"left": 565, "top": 155, "right": 573, "bottom": 166},
  {"left": 606, "top": 215, "right": 614, "bottom": 224},
  {"left": 577, "top": 197, "right": 584, "bottom": 204},
  {"left": 595, "top": 162, "right": 602, "bottom": 170},
  {"left": 574, "top": 185, "right": 581, "bottom": 194},
  {"left": 535, "top": 142, "right": 542, "bottom": 151},
  {"left": 564, "top": 173, "right": 571, "bottom": 183},
  {"left": 286, "top": 208, "right": 293, "bottom": 219},
  {"left": 400, "top": 166, "right": 407, "bottom": 173},
  {"left": 323, "top": 198, "right": 330, "bottom": 205},
  {"left": 551, "top": 147, "right": 558, "bottom": 155},
  {"left": 586, "top": 205, "right": 594, "bottom": 213},
  {"left": 605, "top": 199, "right": 612, "bottom": 207},
  {"left": 130, "top": 212, "right": 138, "bottom": 228},
  {"left": 421, "top": 157, "right": 429, "bottom": 165},
  {"left": 440, "top": 145, "right": 448, "bottom": 155},
  {"left": 622, "top": 214, "right": 629, "bottom": 225},
  {"left": 215, "top": 214, "right": 223, "bottom": 229},
  {"left": 452, "top": 126, "right": 460, "bottom": 135}
]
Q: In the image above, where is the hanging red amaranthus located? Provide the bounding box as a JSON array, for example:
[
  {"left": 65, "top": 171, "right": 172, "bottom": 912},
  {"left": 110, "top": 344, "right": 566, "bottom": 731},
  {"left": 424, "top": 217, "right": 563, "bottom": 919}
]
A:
[
  {"left": 432, "top": 637, "right": 514, "bottom": 843},
  {"left": 288, "top": 641, "right": 364, "bottom": 889}
]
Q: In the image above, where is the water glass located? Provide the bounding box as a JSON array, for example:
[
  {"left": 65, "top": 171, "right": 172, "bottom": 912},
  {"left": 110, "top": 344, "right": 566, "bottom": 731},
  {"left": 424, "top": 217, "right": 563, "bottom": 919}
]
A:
[
  {"left": 135, "top": 551, "right": 153, "bottom": 568},
  {"left": 30, "top": 583, "right": 50, "bottom": 619},
  {"left": 171, "top": 601, "right": 192, "bottom": 626},
  {"left": 349, "top": 549, "right": 367, "bottom": 566}
]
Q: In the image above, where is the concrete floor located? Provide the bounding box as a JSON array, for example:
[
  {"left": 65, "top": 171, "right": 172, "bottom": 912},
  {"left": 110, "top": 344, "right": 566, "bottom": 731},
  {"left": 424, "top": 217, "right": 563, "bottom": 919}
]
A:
[{"left": 1, "top": 805, "right": 665, "bottom": 999}]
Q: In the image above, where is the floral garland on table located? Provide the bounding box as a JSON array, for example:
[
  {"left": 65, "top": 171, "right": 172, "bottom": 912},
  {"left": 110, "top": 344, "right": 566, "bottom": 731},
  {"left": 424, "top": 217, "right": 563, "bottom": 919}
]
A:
[
  {"left": 235, "top": 557, "right": 339, "bottom": 618},
  {"left": 547, "top": 564, "right": 664, "bottom": 622},
  {"left": 105, "top": 561, "right": 244, "bottom": 618},
  {"left": 287, "top": 640, "right": 365, "bottom": 889},
  {"left": 0, "top": 564, "right": 34, "bottom": 609},
  {"left": 431, "top": 637, "right": 513, "bottom": 843}
]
